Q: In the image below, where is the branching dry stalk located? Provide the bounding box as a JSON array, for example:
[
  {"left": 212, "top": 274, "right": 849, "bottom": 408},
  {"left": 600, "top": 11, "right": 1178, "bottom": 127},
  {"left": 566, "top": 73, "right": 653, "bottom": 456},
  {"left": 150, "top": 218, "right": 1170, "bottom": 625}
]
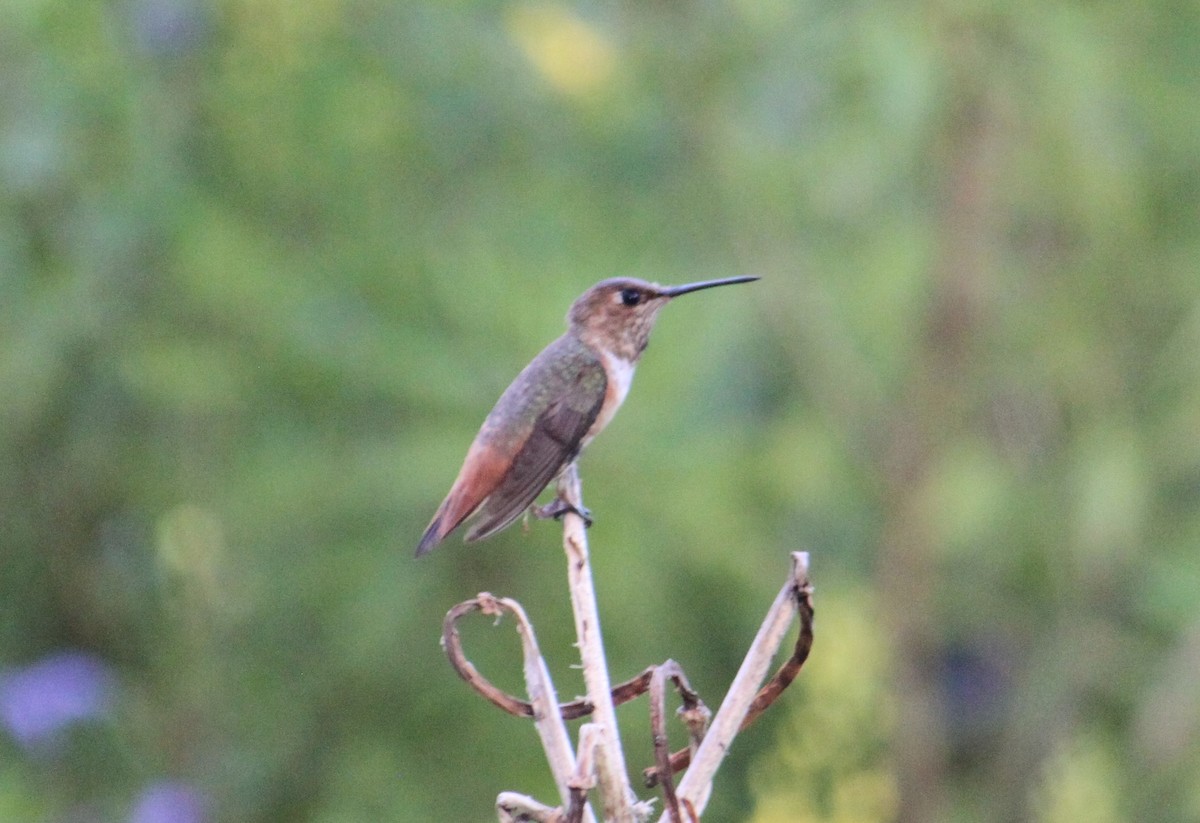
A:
[
  {"left": 649, "top": 661, "right": 707, "bottom": 823},
  {"left": 441, "top": 481, "right": 815, "bottom": 822},
  {"left": 443, "top": 594, "right": 597, "bottom": 823},
  {"left": 657, "top": 552, "right": 812, "bottom": 820},
  {"left": 643, "top": 556, "right": 814, "bottom": 789},
  {"left": 557, "top": 464, "right": 641, "bottom": 822}
]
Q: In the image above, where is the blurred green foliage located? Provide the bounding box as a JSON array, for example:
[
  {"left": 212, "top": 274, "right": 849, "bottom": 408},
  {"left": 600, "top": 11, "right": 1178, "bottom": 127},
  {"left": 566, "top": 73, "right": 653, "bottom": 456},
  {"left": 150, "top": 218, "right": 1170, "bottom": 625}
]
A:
[
  {"left": 750, "top": 587, "right": 896, "bottom": 823},
  {"left": 3, "top": 0, "right": 1200, "bottom": 821}
]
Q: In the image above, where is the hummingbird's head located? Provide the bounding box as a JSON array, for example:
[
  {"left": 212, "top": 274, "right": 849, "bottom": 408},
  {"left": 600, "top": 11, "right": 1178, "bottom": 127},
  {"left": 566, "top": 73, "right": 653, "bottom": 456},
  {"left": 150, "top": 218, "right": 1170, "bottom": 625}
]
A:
[
  {"left": 567, "top": 275, "right": 759, "bottom": 362},
  {"left": 568, "top": 278, "right": 668, "bottom": 361}
]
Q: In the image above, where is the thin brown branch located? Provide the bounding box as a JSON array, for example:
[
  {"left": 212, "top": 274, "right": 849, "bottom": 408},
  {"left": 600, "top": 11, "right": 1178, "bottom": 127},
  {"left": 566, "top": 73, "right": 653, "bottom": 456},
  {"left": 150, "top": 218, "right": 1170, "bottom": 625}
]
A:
[
  {"left": 610, "top": 667, "right": 657, "bottom": 710},
  {"left": 442, "top": 595, "right": 541, "bottom": 718},
  {"left": 650, "top": 661, "right": 696, "bottom": 823},
  {"left": 649, "top": 666, "right": 680, "bottom": 822},
  {"left": 443, "top": 597, "right": 656, "bottom": 721},
  {"left": 743, "top": 570, "right": 815, "bottom": 722},
  {"left": 669, "top": 667, "right": 710, "bottom": 755}
]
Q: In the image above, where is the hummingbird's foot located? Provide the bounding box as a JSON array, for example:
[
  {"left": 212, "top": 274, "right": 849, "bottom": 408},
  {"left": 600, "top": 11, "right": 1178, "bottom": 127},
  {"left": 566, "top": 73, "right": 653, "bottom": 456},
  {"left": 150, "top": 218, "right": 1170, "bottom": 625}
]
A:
[{"left": 532, "top": 498, "right": 593, "bottom": 528}]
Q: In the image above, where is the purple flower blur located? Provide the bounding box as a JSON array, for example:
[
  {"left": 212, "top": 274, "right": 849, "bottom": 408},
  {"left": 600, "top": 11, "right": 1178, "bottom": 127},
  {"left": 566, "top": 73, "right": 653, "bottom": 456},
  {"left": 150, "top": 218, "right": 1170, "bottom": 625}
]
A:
[
  {"left": 129, "top": 781, "right": 208, "bottom": 823},
  {"left": 128, "top": 0, "right": 209, "bottom": 57},
  {"left": 0, "top": 651, "right": 114, "bottom": 748}
]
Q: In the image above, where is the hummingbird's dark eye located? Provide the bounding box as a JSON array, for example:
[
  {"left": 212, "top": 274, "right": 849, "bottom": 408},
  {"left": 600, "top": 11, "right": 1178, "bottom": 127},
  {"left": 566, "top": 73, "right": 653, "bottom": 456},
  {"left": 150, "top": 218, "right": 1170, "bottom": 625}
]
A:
[{"left": 619, "top": 288, "right": 642, "bottom": 307}]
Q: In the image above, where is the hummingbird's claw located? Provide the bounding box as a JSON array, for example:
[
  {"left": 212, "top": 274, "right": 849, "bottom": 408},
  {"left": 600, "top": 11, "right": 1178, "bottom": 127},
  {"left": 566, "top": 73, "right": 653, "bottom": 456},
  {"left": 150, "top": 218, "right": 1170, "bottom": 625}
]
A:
[{"left": 532, "top": 498, "right": 593, "bottom": 528}]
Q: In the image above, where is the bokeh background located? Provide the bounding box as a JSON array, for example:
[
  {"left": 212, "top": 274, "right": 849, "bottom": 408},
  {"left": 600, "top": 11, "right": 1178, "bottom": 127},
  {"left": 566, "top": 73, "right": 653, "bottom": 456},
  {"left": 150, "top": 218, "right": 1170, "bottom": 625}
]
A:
[{"left": 3, "top": 1, "right": 1199, "bottom": 821}]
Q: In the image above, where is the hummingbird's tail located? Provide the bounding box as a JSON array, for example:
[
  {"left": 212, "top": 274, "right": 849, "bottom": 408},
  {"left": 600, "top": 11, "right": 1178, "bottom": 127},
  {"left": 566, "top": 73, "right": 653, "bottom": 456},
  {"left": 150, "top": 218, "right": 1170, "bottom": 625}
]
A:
[
  {"left": 415, "top": 442, "right": 510, "bottom": 557},
  {"left": 415, "top": 480, "right": 484, "bottom": 556},
  {"left": 415, "top": 517, "right": 445, "bottom": 557}
]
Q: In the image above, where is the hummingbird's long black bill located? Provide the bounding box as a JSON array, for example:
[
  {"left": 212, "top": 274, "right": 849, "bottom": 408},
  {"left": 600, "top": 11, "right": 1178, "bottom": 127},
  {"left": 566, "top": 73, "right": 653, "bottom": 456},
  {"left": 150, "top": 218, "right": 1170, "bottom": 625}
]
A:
[{"left": 661, "top": 275, "right": 760, "bottom": 298}]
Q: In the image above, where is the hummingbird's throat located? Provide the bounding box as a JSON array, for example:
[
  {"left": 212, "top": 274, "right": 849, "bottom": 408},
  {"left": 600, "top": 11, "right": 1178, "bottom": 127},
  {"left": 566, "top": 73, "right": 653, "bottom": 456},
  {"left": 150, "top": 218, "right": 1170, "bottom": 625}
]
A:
[{"left": 585, "top": 351, "right": 636, "bottom": 444}]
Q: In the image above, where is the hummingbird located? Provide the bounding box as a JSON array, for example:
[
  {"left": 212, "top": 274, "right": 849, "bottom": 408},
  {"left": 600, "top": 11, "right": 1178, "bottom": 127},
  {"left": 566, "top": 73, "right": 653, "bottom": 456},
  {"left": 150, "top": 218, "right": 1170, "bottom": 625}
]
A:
[{"left": 415, "top": 275, "right": 759, "bottom": 557}]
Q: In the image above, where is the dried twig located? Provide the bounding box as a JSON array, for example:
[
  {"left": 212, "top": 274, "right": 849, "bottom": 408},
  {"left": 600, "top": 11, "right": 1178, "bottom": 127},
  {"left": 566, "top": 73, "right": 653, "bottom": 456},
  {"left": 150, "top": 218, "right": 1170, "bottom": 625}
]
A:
[
  {"left": 655, "top": 552, "right": 813, "bottom": 820},
  {"left": 649, "top": 665, "right": 682, "bottom": 822},
  {"left": 441, "top": 593, "right": 593, "bottom": 821},
  {"left": 497, "top": 792, "right": 565, "bottom": 823},
  {"left": 442, "top": 614, "right": 656, "bottom": 720},
  {"left": 558, "top": 464, "right": 641, "bottom": 821},
  {"left": 565, "top": 725, "right": 602, "bottom": 823},
  {"left": 649, "top": 661, "right": 708, "bottom": 822},
  {"left": 443, "top": 498, "right": 814, "bottom": 820},
  {"left": 443, "top": 597, "right": 534, "bottom": 717},
  {"left": 644, "top": 555, "right": 814, "bottom": 789}
]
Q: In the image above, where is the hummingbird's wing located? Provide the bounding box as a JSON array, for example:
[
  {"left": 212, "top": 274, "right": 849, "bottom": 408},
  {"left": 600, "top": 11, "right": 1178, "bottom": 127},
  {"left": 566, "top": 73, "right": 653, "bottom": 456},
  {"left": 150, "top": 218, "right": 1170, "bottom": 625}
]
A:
[
  {"left": 415, "top": 336, "right": 606, "bottom": 556},
  {"left": 464, "top": 375, "right": 605, "bottom": 542}
]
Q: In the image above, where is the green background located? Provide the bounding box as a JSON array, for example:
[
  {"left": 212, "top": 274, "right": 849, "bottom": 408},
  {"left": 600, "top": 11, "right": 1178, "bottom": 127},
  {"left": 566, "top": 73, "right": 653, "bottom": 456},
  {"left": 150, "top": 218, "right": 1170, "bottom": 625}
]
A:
[{"left": 3, "top": 0, "right": 1199, "bottom": 821}]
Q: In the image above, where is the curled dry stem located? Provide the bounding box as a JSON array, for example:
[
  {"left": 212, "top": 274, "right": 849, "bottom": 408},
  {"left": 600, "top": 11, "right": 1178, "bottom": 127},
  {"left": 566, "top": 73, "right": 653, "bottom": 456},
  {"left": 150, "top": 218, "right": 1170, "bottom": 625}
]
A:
[
  {"left": 442, "top": 527, "right": 814, "bottom": 821},
  {"left": 441, "top": 593, "right": 590, "bottom": 820},
  {"left": 442, "top": 602, "right": 656, "bottom": 722}
]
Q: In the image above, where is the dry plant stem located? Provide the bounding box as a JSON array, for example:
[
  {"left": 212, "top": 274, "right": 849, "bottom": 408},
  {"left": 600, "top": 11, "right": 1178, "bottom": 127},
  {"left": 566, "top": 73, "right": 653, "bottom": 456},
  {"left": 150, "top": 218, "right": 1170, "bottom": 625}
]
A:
[
  {"left": 565, "top": 724, "right": 602, "bottom": 823},
  {"left": 644, "top": 555, "right": 814, "bottom": 789},
  {"left": 649, "top": 662, "right": 686, "bottom": 822},
  {"left": 514, "top": 602, "right": 595, "bottom": 820},
  {"left": 648, "top": 661, "right": 709, "bottom": 821},
  {"left": 558, "top": 463, "right": 638, "bottom": 821},
  {"left": 678, "top": 700, "right": 711, "bottom": 757},
  {"left": 660, "top": 552, "right": 812, "bottom": 820},
  {"left": 442, "top": 594, "right": 595, "bottom": 823},
  {"left": 442, "top": 611, "right": 656, "bottom": 720},
  {"left": 443, "top": 598, "right": 535, "bottom": 717},
  {"left": 497, "top": 792, "right": 564, "bottom": 823}
]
